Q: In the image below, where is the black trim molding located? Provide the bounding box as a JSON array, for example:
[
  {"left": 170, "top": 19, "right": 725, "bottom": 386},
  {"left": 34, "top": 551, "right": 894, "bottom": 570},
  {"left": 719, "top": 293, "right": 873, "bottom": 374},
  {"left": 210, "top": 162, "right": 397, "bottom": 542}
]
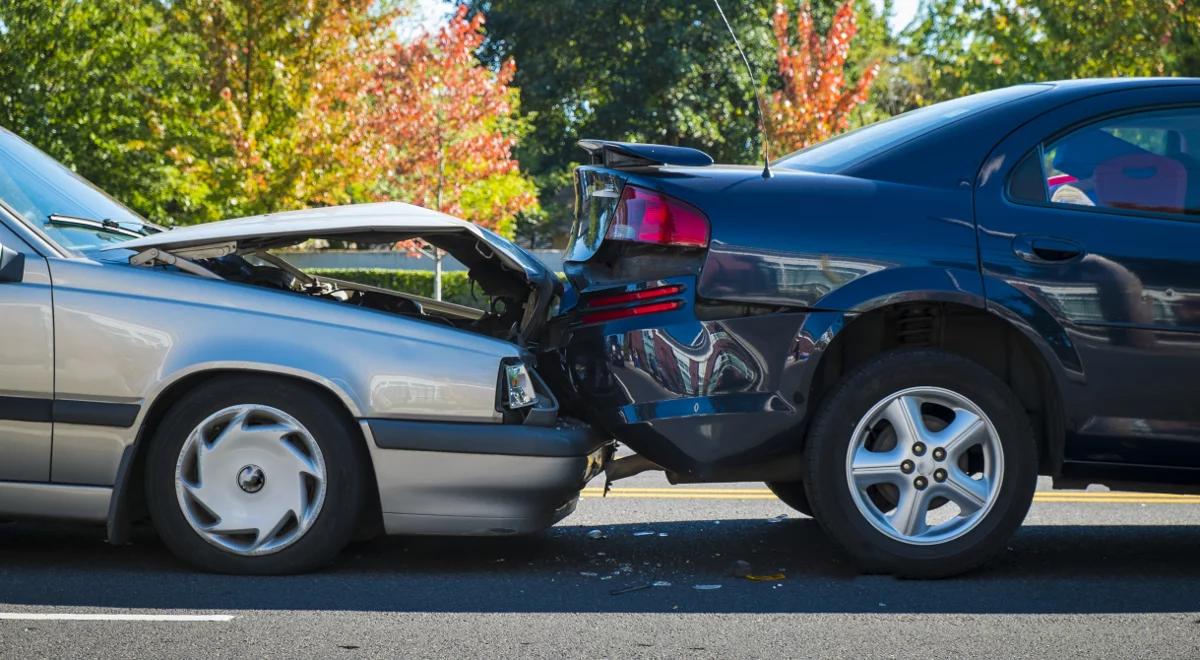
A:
[
  {"left": 367, "top": 417, "right": 607, "bottom": 458},
  {"left": 0, "top": 396, "right": 138, "bottom": 428},
  {"left": 0, "top": 396, "right": 52, "bottom": 423}
]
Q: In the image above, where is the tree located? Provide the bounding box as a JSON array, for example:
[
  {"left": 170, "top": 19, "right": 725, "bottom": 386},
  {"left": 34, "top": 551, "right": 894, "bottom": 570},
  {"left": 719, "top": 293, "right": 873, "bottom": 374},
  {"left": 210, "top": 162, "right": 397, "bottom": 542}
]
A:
[
  {"left": 767, "top": 1, "right": 879, "bottom": 152},
  {"left": 165, "top": 0, "right": 398, "bottom": 224},
  {"left": 911, "top": 0, "right": 1195, "bottom": 101},
  {"left": 465, "top": 0, "right": 892, "bottom": 246},
  {"left": 364, "top": 5, "right": 537, "bottom": 238},
  {"left": 0, "top": 0, "right": 206, "bottom": 223}
]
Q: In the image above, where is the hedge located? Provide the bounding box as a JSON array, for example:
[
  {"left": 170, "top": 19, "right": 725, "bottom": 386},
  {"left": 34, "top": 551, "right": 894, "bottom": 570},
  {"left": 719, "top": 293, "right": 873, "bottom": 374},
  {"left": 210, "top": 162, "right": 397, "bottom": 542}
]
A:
[{"left": 307, "top": 269, "right": 488, "bottom": 307}]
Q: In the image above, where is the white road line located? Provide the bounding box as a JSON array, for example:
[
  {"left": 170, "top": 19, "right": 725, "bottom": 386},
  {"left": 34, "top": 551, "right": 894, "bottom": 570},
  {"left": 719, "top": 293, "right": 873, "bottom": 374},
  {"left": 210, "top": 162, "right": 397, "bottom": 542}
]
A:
[{"left": 0, "top": 613, "right": 234, "bottom": 622}]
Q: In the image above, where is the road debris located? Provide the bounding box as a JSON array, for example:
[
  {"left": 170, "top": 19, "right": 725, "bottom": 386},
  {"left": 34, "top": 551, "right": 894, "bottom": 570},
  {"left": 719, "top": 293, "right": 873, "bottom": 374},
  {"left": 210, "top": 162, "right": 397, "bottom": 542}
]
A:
[
  {"left": 632, "top": 531, "right": 656, "bottom": 537},
  {"left": 586, "top": 529, "right": 606, "bottom": 540},
  {"left": 745, "top": 573, "right": 786, "bottom": 582},
  {"left": 693, "top": 584, "right": 723, "bottom": 591},
  {"left": 766, "top": 514, "right": 789, "bottom": 523},
  {"left": 610, "top": 583, "right": 653, "bottom": 595},
  {"left": 652, "top": 580, "right": 672, "bottom": 587},
  {"left": 579, "top": 571, "right": 599, "bottom": 577}
]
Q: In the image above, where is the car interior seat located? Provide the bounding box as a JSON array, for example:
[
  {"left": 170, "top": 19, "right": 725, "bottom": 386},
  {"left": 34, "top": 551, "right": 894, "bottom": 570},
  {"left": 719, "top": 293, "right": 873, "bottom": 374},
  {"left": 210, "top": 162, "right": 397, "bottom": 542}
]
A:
[{"left": 1094, "top": 153, "right": 1188, "bottom": 214}]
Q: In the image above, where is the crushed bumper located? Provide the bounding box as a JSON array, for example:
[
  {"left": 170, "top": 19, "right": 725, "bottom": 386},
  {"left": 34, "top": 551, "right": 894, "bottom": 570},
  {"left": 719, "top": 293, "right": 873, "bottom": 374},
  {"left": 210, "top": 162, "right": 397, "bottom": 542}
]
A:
[{"left": 362, "top": 417, "right": 612, "bottom": 536}]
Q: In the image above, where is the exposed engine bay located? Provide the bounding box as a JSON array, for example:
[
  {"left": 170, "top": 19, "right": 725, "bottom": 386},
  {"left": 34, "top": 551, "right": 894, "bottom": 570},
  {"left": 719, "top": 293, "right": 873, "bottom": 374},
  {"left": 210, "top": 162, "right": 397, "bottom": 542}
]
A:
[
  {"left": 201, "top": 249, "right": 528, "bottom": 341},
  {"left": 113, "top": 205, "right": 560, "bottom": 348}
]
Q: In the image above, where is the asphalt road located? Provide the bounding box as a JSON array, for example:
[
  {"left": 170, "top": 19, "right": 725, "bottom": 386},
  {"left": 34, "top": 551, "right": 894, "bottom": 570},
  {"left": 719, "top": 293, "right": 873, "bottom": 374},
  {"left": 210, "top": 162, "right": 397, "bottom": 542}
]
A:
[{"left": 2, "top": 472, "right": 1200, "bottom": 659}]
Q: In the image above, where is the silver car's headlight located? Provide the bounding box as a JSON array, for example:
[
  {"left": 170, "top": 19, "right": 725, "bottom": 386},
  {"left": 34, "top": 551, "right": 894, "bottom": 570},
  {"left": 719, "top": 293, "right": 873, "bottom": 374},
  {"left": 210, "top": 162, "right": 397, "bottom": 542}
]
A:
[{"left": 503, "top": 362, "right": 537, "bottom": 409}]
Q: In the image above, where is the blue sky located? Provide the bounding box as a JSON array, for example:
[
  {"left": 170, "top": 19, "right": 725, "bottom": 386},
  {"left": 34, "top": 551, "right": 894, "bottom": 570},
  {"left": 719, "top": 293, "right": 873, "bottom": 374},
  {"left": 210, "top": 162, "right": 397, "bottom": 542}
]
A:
[{"left": 411, "top": 0, "right": 922, "bottom": 35}]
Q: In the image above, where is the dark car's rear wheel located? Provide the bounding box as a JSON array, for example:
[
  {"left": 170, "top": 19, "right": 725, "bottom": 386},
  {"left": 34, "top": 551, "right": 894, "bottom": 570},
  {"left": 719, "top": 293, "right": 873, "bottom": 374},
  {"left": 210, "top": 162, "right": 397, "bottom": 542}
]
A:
[
  {"left": 765, "top": 481, "right": 813, "bottom": 517},
  {"left": 803, "top": 349, "right": 1037, "bottom": 578},
  {"left": 145, "top": 376, "right": 369, "bottom": 574}
]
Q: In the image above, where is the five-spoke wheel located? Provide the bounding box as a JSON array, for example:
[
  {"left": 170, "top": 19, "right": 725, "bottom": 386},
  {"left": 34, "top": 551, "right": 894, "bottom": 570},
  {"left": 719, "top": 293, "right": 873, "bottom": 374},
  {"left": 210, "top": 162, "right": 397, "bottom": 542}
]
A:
[
  {"left": 803, "top": 349, "right": 1037, "bottom": 578},
  {"left": 846, "top": 387, "right": 1003, "bottom": 545}
]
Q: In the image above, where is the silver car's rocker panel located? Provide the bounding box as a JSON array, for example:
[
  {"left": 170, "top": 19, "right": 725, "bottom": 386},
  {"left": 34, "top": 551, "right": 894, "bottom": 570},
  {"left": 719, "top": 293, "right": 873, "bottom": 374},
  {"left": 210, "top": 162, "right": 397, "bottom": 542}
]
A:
[{"left": 0, "top": 482, "right": 111, "bottom": 523}]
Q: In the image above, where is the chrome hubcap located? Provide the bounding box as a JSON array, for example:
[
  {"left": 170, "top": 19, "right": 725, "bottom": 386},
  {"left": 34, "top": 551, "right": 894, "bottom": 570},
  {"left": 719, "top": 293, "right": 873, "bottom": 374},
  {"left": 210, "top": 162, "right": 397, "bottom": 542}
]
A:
[
  {"left": 174, "top": 404, "right": 326, "bottom": 556},
  {"left": 845, "top": 387, "right": 1004, "bottom": 545}
]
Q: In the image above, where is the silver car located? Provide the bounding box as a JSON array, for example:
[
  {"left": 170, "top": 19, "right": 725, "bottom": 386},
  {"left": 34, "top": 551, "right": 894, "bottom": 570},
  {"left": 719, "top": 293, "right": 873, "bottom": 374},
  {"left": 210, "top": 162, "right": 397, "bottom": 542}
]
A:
[{"left": 0, "top": 128, "right": 609, "bottom": 573}]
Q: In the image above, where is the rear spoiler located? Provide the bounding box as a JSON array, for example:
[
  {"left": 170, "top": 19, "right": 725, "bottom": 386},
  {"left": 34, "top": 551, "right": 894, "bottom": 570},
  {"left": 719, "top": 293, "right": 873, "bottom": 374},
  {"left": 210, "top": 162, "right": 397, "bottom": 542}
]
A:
[{"left": 577, "top": 140, "right": 714, "bottom": 169}]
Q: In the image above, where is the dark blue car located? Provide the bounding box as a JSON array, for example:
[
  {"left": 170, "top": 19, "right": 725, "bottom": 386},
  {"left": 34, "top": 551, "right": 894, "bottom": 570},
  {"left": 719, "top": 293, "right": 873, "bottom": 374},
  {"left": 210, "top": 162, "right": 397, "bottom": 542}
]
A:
[{"left": 546, "top": 78, "right": 1200, "bottom": 577}]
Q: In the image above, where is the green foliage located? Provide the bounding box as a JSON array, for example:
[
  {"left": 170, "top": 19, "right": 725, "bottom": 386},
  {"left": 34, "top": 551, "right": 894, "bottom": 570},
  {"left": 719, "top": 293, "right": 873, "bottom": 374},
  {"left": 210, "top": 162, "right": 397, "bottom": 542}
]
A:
[
  {"left": 307, "top": 268, "right": 488, "bottom": 307},
  {"left": 0, "top": 0, "right": 533, "bottom": 235},
  {"left": 0, "top": 0, "right": 207, "bottom": 223},
  {"left": 910, "top": 0, "right": 1198, "bottom": 101},
  {"left": 465, "top": 0, "right": 893, "bottom": 245}
]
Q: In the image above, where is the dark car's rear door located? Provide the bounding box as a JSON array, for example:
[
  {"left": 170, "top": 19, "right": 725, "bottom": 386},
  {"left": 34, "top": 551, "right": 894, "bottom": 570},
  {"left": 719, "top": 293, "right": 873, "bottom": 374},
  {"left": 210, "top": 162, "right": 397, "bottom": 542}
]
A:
[{"left": 976, "top": 84, "right": 1200, "bottom": 475}]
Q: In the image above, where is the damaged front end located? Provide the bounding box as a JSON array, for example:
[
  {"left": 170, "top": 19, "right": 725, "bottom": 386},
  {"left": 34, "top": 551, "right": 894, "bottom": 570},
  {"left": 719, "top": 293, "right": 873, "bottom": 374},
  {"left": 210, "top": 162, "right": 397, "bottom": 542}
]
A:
[{"left": 106, "top": 202, "right": 560, "bottom": 349}]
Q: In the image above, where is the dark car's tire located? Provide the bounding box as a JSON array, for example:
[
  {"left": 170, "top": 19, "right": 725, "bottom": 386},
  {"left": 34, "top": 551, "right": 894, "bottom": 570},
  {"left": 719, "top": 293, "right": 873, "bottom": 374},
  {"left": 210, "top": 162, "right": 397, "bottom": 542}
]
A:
[
  {"left": 145, "top": 376, "right": 369, "bottom": 574},
  {"left": 802, "top": 349, "right": 1037, "bottom": 578},
  {"left": 766, "top": 481, "right": 814, "bottom": 517}
]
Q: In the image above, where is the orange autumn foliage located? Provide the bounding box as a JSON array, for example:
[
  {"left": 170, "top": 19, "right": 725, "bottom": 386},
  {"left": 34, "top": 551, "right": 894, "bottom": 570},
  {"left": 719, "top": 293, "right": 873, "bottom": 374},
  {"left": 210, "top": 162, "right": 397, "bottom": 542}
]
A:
[
  {"left": 767, "top": 0, "right": 878, "bottom": 152},
  {"left": 364, "top": 6, "right": 537, "bottom": 237}
]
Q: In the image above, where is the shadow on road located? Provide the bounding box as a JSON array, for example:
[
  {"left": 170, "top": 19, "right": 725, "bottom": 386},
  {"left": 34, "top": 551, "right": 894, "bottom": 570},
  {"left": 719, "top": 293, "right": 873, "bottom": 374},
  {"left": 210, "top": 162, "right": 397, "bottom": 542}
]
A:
[{"left": 1, "top": 518, "right": 1198, "bottom": 614}]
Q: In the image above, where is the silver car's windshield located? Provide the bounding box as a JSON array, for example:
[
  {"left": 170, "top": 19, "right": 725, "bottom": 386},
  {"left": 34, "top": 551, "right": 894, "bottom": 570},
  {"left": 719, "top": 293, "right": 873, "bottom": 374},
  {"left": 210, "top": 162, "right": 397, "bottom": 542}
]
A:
[
  {"left": 774, "top": 84, "right": 1051, "bottom": 173},
  {"left": 0, "top": 128, "right": 152, "bottom": 251}
]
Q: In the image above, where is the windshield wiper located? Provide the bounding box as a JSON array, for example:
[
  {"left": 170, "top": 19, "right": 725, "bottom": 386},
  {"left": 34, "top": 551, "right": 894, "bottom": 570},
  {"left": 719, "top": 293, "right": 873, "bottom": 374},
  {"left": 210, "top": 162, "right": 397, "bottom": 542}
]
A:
[{"left": 47, "top": 214, "right": 144, "bottom": 239}]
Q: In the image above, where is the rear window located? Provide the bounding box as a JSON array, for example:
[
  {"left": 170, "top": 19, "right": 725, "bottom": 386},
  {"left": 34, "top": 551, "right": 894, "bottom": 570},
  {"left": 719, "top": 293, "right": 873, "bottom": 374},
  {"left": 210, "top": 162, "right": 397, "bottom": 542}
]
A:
[{"left": 775, "top": 85, "right": 1050, "bottom": 174}]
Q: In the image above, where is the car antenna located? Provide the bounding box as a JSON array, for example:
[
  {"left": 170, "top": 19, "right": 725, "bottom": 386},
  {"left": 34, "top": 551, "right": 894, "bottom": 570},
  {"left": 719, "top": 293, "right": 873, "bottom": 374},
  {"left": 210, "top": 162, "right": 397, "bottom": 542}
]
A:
[{"left": 712, "top": 0, "right": 772, "bottom": 179}]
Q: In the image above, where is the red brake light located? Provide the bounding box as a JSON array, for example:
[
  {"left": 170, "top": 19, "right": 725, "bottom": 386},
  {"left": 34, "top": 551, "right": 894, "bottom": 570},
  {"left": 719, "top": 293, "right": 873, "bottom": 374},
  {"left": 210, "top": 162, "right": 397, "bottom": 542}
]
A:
[
  {"left": 585, "top": 284, "right": 684, "bottom": 309},
  {"left": 579, "top": 283, "right": 687, "bottom": 325},
  {"left": 580, "top": 300, "right": 683, "bottom": 325},
  {"left": 606, "top": 185, "right": 709, "bottom": 248}
]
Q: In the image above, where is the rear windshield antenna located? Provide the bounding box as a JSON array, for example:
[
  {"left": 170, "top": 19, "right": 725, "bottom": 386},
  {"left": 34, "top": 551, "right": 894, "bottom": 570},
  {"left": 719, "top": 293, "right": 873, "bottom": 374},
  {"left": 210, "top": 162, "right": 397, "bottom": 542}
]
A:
[{"left": 712, "top": 0, "right": 772, "bottom": 179}]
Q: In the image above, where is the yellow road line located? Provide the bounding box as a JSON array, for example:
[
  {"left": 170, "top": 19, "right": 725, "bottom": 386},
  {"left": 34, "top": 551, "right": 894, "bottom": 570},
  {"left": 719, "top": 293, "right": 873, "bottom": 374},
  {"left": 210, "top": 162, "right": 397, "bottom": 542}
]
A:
[{"left": 580, "top": 487, "right": 1200, "bottom": 504}]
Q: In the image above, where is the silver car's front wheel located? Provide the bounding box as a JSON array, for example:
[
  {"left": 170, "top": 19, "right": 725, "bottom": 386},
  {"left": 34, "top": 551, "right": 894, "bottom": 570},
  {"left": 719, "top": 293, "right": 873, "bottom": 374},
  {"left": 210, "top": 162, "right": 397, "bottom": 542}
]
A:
[
  {"left": 175, "top": 404, "right": 328, "bottom": 556},
  {"left": 845, "top": 387, "right": 1004, "bottom": 545},
  {"left": 146, "top": 376, "right": 367, "bottom": 574}
]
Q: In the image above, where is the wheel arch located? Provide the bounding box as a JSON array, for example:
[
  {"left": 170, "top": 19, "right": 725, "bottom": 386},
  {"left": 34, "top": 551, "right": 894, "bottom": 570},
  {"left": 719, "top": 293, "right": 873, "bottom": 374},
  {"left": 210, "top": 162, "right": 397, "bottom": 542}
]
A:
[
  {"left": 800, "top": 299, "right": 1069, "bottom": 477},
  {"left": 106, "top": 366, "right": 379, "bottom": 546}
]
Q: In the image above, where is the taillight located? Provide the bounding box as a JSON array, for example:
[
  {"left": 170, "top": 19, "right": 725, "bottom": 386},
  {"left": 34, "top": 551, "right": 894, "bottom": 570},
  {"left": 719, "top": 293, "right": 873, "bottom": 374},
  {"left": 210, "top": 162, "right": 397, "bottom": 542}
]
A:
[
  {"left": 580, "top": 283, "right": 685, "bottom": 325},
  {"left": 606, "top": 185, "right": 709, "bottom": 248}
]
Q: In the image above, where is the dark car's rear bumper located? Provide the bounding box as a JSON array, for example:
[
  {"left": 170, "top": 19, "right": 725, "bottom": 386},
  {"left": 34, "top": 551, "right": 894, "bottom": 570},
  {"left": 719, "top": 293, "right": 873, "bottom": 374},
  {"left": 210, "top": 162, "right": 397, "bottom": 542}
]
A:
[
  {"left": 547, "top": 276, "right": 823, "bottom": 480},
  {"left": 362, "top": 416, "right": 611, "bottom": 536}
]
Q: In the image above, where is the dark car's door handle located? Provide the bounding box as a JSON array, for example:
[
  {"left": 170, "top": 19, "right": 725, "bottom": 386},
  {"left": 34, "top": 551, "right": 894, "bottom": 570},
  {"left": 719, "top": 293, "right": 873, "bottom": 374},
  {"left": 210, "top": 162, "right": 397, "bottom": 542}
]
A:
[{"left": 1011, "top": 235, "right": 1086, "bottom": 264}]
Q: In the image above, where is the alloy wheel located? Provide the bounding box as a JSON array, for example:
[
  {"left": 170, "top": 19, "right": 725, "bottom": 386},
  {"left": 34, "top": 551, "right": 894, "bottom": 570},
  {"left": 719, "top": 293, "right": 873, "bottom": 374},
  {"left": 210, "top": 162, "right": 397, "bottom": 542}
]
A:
[{"left": 844, "top": 386, "right": 1004, "bottom": 545}]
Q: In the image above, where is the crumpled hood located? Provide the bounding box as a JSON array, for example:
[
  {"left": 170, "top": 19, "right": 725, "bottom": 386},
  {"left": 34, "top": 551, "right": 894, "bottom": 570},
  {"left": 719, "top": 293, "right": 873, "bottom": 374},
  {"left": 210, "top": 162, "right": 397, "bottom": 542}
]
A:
[{"left": 105, "top": 201, "right": 550, "bottom": 283}]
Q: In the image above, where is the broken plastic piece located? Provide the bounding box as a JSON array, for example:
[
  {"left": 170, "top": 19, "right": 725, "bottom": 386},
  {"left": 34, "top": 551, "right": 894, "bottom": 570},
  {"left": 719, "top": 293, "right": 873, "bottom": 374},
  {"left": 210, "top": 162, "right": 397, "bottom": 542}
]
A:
[
  {"left": 693, "top": 584, "right": 722, "bottom": 590},
  {"left": 586, "top": 529, "right": 606, "bottom": 540},
  {"left": 767, "top": 514, "right": 789, "bottom": 523},
  {"left": 652, "top": 580, "right": 672, "bottom": 587},
  {"left": 745, "top": 573, "right": 786, "bottom": 582},
  {"left": 632, "top": 531, "right": 655, "bottom": 537}
]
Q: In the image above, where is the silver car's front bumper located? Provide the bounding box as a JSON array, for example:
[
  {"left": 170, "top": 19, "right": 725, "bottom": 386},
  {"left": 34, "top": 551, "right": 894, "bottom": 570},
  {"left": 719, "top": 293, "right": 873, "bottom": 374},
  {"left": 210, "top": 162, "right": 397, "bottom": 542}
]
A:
[{"left": 362, "top": 417, "right": 611, "bottom": 536}]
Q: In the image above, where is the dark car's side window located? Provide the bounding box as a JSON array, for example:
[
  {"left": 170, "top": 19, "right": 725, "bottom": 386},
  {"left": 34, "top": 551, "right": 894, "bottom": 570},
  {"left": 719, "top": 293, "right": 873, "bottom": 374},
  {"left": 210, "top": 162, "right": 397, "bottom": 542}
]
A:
[{"left": 1009, "top": 106, "right": 1200, "bottom": 219}]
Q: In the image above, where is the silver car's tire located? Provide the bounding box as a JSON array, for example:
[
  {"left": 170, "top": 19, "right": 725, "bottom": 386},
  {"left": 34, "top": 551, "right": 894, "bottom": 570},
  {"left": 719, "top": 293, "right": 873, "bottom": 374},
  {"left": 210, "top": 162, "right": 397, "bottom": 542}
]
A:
[
  {"left": 145, "top": 376, "right": 369, "bottom": 574},
  {"left": 803, "top": 349, "right": 1037, "bottom": 578}
]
